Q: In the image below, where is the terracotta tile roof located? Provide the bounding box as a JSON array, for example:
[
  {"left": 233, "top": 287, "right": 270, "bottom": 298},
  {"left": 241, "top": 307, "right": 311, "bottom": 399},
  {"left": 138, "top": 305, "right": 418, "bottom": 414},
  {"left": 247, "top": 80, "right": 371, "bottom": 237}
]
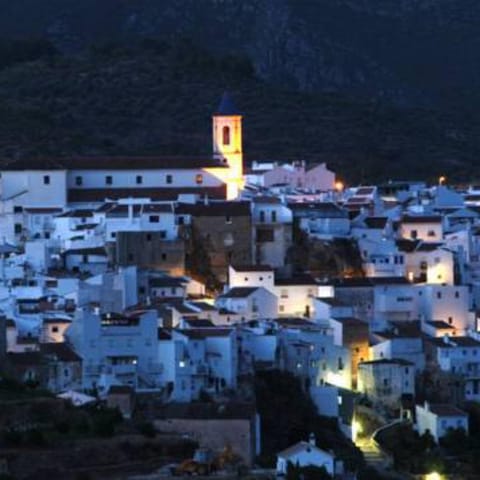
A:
[
  {"left": 1, "top": 156, "right": 227, "bottom": 171},
  {"left": 40, "top": 343, "right": 81, "bottom": 362},
  {"left": 232, "top": 264, "right": 273, "bottom": 272},
  {"left": 359, "top": 358, "right": 414, "bottom": 366},
  {"left": 68, "top": 185, "right": 227, "bottom": 203},
  {"left": 24, "top": 208, "right": 63, "bottom": 214},
  {"left": 176, "top": 201, "right": 251, "bottom": 217},
  {"left": 184, "top": 319, "right": 216, "bottom": 328},
  {"left": 402, "top": 215, "right": 442, "bottom": 224},
  {"left": 64, "top": 247, "right": 107, "bottom": 256},
  {"left": 56, "top": 209, "right": 95, "bottom": 218},
  {"left": 177, "top": 328, "right": 233, "bottom": 339},
  {"left": 364, "top": 217, "right": 388, "bottom": 229},
  {"left": 219, "top": 287, "right": 259, "bottom": 298},
  {"left": 427, "top": 404, "right": 468, "bottom": 417}
]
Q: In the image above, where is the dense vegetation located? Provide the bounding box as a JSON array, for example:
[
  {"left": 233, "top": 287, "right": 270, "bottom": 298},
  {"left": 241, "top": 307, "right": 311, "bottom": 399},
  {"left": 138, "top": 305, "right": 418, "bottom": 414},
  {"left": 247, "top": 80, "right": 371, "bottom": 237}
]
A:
[
  {"left": 254, "top": 369, "right": 363, "bottom": 470},
  {"left": 1, "top": 37, "right": 480, "bottom": 183}
]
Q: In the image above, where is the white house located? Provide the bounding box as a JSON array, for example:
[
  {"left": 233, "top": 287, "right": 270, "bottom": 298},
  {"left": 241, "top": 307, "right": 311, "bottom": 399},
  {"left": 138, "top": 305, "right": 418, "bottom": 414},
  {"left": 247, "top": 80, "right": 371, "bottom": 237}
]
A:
[
  {"left": 416, "top": 402, "right": 469, "bottom": 443},
  {"left": 276, "top": 434, "right": 336, "bottom": 476},
  {"left": 67, "top": 308, "right": 161, "bottom": 392},
  {"left": 357, "top": 358, "right": 415, "bottom": 407},
  {"left": 215, "top": 286, "right": 277, "bottom": 321},
  {"left": 399, "top": 215, "right": 443, "bottom": 242},
  {"left": 252, "top": 197, "right": 292, "bottom": 269}
]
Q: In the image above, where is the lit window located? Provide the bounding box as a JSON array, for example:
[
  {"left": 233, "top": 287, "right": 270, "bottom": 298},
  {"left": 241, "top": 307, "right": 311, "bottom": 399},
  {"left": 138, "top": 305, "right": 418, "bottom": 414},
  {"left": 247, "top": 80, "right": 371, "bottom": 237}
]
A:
[{"left": 223, "top": 126, "right": 230, "bottom": 145}]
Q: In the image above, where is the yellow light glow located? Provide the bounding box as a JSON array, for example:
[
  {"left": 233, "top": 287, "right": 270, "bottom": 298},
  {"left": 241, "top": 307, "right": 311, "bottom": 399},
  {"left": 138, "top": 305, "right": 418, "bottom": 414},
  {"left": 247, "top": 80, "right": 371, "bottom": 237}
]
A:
[
  {"left": 352, "top": 419, "right": 363, "bottom": 442},
  {"left": 438, "top": 176, "right": 446, "bottom": 185},
  {"left": 335, "top": 181, "right": 344, "bottom": 192},
  {"left": 425, "top": 472, "right": 442, "bottom": 480}
]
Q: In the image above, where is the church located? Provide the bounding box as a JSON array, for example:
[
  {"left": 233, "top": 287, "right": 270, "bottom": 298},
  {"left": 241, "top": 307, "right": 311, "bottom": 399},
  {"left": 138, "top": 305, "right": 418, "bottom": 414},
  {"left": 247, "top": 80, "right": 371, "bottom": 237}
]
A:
[{"left": 0, "top": 92, "right": 244, "bottom": 209}]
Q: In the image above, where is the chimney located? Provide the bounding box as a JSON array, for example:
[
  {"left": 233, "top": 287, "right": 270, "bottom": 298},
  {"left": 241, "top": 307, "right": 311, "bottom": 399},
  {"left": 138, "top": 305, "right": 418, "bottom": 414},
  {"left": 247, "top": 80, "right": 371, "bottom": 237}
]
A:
[
  {"left": 424, "top": 401, "right": 430, "bottom": 411},
  {"left": 308, "top": 432, "right": 316, "bottom": 446}
]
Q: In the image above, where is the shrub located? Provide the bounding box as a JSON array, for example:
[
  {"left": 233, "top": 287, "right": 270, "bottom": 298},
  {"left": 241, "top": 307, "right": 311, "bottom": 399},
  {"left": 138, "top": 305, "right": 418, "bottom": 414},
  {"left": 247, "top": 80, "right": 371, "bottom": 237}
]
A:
[{"left": 137, "top": 421, "right": 156, "bottom": 438}]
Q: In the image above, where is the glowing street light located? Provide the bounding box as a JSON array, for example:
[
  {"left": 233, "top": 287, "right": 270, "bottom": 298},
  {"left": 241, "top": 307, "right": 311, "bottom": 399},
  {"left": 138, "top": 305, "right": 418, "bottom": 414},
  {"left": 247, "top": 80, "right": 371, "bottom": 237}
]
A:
[
  {"left": 335, "top": 181, "right": 344, "bottom": 192},
  {"left": 438, "top": 176, "right": 446, "bottom": 185},
  {"left": 425, "top": 472, "right": 442, "bottom": 480},
  {"left": 352, "top": 419, "right": 363, "bottom": 442}
]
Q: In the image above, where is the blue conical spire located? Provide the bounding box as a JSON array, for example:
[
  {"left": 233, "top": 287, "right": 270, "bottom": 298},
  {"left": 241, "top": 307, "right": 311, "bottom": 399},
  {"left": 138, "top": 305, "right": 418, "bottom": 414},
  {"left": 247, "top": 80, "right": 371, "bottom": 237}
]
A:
[{"left": 214, "top": 92, "right": 240, "bottom": 116}]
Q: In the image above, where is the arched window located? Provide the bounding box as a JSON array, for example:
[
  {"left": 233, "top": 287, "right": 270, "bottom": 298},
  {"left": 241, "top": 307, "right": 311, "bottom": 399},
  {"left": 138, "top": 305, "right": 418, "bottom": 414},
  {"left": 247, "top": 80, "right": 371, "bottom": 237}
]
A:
[{"left": 222, "top": 126, "right": 230, "bottom": 145}]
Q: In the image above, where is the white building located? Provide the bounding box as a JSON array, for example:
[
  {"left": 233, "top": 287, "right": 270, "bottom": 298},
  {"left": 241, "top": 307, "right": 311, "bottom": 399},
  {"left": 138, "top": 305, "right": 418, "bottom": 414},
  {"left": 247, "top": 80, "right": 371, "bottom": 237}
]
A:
[
  {"left": 399, "top": 215, "right": 443, "bottom": 242},
  {"left": 276, "top": 434, "right": 336, "bottom": 476},
  {"left": 67, "top": 308, "right": 161, "bottom": 392},
  {"left": 416, "top": 402, "right": 468, "bottom": 443},
  {"left": 357, "top": 358, "right": 415, "bottom": 407},
  {"left": 215, "top": 286, "right": 278, "bottom": 321}
]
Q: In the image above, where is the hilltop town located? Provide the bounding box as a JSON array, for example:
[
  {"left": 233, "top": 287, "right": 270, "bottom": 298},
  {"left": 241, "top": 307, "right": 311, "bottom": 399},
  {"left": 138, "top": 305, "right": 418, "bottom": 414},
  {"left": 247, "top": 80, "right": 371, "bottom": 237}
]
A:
[{"left": 1, "top": 93, "right": 480, "bottom": 479}]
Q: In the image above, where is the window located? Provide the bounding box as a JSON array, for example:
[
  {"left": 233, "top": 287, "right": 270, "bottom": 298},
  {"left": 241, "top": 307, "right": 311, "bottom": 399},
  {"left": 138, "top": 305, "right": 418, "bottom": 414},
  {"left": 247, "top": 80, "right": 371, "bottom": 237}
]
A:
[
  {"left": 166, "top": 174, "right": 172, "bottom": 184},
  {"left": 455, "top": 291, "right": 460, "bottom": 298},
  {"left": 136, "top": 175, "right": 143, "bottom": 185},
  {"left": 195, "top": 174, "right": 203, "bottom": 185},
  {"left": 410, "top": 230, "right": 418, "bottom": 239},
  {"left": 52, "top": 326, "right": 59, "bottom": 333},
  {"left": 256, "top": 228, "right": 274, "bottom": 243},
  {"left": 128, "top": 253, "right": 134, "bottom": 261},
  {"left": 280, "top": 289, "right": 288, "bottom": 298},
  {"left": 428, "top": 230, "right": 436, "bottom": 237},
  {"left": 448, "top": 317, "right": 453, "bottom": 324},
  {"left": 178, "top": 216, "right": 184, "bottom": 225},
  {"left": 43, "top": 175, "right": 50, "bottom": 185},
  {"left": 271, "top": 211, "right": 277, "bottom": 222},
  {"left": 45, "top": 232, "right": 50, "bottom": 239},
  {"left": 160, "top": 231, "right": 166, "bottom": 239},
  {"left": 223, "top": 125, "right": 230, "bottom": 145},
  {"left": 14, "top": 223, "right": 22, "bottom": 234},
  {"left": 105, "top": 175, "right": 113, "bottom": 185},
  {"left": 437, "top": 292, "right": 442, "bottom": 299},
  {"left": 161, "top": 253, "right": 167, "bottom": 261},
  {"left": 225, "top": 215, "right": 232, "bottom": 224},
  {"left": 146, "top": 233, "right": 152, "bottom": 241},
  {"left": 13, "top": 206, "right": 23, "bottom": 214},
  {"left": 75, "top": 176, "right": 83, "bottom": 186},
  {"left": 111, "top": 232, "right": 116, "bottom": 239},
  {"left": 149, "top": 215, "right": 160, "bottom": 223},
  {"left": 259, "top": 211, "right": 265, "bottom": 223}
]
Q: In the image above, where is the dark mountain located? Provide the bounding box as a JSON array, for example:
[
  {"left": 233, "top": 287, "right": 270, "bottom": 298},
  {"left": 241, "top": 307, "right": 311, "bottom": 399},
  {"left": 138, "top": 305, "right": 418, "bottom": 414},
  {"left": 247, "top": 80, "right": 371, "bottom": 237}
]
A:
[{"left": 2, "top": 0, "right": 480, "bottom": 105}]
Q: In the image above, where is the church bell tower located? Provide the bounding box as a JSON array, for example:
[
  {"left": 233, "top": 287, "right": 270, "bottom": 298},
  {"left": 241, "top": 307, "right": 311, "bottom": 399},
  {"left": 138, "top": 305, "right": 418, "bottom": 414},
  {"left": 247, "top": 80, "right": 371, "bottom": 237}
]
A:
[{"left": 212, "top": 92, "right": 243, "bottom": 199}]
